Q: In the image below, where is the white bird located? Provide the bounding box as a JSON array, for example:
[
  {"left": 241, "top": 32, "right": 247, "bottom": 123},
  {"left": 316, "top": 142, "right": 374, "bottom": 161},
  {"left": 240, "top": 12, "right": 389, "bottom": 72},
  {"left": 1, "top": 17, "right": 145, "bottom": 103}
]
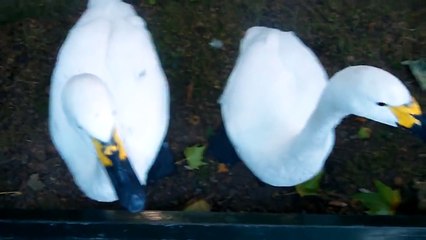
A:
[
  {"left": 49, "top": 0, "right": 170, "bottom": 212},
  {"left": 215, "top": 26, "right": 423, "bottom": 187}
]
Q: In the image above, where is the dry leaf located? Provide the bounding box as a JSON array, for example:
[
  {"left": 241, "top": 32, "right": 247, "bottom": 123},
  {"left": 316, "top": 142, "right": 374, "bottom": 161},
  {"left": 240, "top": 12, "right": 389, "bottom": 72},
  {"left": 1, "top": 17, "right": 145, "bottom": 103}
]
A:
[
  {"left": 217, "top": 163, "right": 229, "bottom": 173},
  {"left": 328, "top": 200, "right": 348, "bottom": 207},
  {"left": 188, "top": 115, "right": 200, "bottom": 125},
  {"left": 184, "top": 199, "right": 211, "bottom": 212},
  {"left": 27, "top": 173, "right": 45, "bottom": 191},
  {"left": 354, "top": 117, "right": 367, "bottom": 123}
]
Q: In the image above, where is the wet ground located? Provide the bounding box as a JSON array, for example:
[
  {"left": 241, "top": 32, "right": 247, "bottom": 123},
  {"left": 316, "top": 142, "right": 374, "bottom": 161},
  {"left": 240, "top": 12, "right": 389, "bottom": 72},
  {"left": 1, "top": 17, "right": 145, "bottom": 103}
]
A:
[{"left": 0, "top": 0, "right": 426, "bottom": 214}]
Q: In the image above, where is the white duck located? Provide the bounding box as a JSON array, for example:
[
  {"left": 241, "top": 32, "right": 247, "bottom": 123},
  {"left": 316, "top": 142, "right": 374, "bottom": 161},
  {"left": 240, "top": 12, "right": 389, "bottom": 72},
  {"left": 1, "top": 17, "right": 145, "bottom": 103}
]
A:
[
  {"left": 218, "top": 26, "right": 422, "bottom": 186},
  {"left": 49, "top": 0, "right": 170, "bottom": 212}
]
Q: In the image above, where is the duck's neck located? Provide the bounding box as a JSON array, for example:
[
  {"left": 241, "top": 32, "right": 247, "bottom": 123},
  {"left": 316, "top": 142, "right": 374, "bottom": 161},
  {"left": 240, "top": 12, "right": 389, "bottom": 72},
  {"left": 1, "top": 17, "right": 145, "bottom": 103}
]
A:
[
  {"left": 287, "top": 94, "right": 346, "bottom": 184},
  {"left": 256, "top": 94, "right": 346, "bottom": 187},
  {"left": 295, "top": 102, "right": 342, "bottom": 151}
]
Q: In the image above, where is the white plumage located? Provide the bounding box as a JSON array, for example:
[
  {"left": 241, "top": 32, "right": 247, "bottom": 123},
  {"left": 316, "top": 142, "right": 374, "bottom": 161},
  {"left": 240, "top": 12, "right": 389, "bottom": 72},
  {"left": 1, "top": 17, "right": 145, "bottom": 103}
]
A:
[
  {"left": 220, "top": 26, "right": 421, "bottom": 186},
  {"left": 49, "top": 0, "right": 169, "bottom": 203}
]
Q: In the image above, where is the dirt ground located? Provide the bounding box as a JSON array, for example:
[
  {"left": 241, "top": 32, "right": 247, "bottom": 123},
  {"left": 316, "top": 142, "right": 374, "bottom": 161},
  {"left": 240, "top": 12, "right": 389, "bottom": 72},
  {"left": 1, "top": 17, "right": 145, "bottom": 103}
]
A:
[{"left": 0, "top": 0, "right": 426, "bottom": 215}]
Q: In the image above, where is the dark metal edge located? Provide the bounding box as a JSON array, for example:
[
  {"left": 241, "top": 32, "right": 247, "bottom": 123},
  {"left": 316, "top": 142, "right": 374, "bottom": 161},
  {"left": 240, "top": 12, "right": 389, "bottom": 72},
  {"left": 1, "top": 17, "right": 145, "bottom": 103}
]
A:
[{"left": 0, "top": 209, "right": 426, "bottom": 239}]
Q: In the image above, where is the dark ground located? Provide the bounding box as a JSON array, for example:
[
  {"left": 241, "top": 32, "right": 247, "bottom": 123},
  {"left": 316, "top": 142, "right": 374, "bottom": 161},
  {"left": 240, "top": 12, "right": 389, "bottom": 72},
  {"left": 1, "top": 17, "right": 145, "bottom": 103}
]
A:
[{"left": 0, "top": 0, "right": 426, "bottom": 215}]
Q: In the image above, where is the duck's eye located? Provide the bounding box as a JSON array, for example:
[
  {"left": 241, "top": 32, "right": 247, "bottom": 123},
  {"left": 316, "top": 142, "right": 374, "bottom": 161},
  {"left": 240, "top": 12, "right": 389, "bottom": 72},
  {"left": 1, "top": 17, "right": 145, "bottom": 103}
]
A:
[{"left": 377, "top": 102, "right": 386, "bottom": 106}]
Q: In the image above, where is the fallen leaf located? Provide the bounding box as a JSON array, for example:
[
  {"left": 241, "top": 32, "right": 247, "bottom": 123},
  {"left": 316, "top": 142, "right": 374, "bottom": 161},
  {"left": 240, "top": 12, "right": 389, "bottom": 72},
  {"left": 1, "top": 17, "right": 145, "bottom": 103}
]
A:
[
  {"left": 354, "top": 117, "right": 367, "bottom": 123},
  {"left": 184, "top": 145, "right": 207, "bottom": 170},
  {"left": 353, "top": 180, "right": 400, "bottom": 215},
  {"left": 217, "top": 163, "right": 229, "bottom": 173},
  {"left": 188, "top": 115, "right": 200, "bottom": 125},
  {"left": 27, "top": 173, "right": 45, "bottom": 191},
  {"left": 353, "top": 192, "right": 393, "bottom": 215},
  {"left": 402, "top": 58, "right": 426, "bottom": 90},
  {"left": 393, "top": 176, "right": 404, "bottom": 187},
  {"left": 374, "top": 180, "right": 401, "bottom": 209},
  {"left": 357, "top": 127, "right": 372, "bottom": 140},
  {"left": 184, "top": 199, "right": 211, "bottom": 212},
  {"left": 328, "top": 200, "right": 348, "bottom": 207},
  {"left": 295, "top": 171, "right": 323, "bottom": 197}
]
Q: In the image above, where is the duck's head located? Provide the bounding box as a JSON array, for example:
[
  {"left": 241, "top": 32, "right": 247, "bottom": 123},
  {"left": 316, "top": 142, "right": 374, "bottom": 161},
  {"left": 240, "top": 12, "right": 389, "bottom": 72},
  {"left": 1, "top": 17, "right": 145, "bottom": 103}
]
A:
[
  {"left": 62, "top": 74, "right": 146, "bottom": 213},
  {"left": 325, "top": 65, "right": 425, "bottom": 138}
]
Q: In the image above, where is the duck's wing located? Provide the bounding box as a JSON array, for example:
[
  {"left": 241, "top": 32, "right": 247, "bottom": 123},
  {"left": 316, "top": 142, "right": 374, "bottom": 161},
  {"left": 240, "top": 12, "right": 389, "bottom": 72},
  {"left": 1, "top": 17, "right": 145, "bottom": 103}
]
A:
[
  {"left": 214, "top": 27, "right": 331, "bottom": 186},
  {"left": 220, "top": 27, "right": 327, "bottom": 145},
  {"left": 104, "top": 3, "right": 170, "bottom": 186}
]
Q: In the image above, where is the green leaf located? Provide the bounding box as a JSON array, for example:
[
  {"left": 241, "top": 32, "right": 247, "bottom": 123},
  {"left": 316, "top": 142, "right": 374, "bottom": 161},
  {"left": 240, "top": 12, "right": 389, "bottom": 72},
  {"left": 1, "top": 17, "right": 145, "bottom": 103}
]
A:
[
  {"left": 353, "top": 180, "right": 401, "bottom": 215},
  {"left": 402, "top": 58, "right": 426, "bottom": 90},
  {"left": 184, "top": 145, "right": 207, "bottom": 170},
  {"left": 374, "top": 180, "right": 401, "bottom": 209},
  {"left": 295, "top": 171, "right": 323, "bottom": 197},
  {"left": 357, "top": 127, "right": 372, "bottom": 139},
  {"left": 148, "top": 0, "right": 156, "bottom": 5},
  {"left": 353, "top": 192, "right": 394, "bottom": 215}
]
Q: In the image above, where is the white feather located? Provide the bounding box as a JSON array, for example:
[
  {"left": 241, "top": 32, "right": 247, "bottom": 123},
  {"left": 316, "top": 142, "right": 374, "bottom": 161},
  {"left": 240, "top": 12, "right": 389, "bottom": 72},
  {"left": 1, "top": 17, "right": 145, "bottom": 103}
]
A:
[
  {"left": 220, "top": 26, "right": 414, "bottom": 186},
  {"left": 49, "top": 0, "right": 169, "bottom": 201}
]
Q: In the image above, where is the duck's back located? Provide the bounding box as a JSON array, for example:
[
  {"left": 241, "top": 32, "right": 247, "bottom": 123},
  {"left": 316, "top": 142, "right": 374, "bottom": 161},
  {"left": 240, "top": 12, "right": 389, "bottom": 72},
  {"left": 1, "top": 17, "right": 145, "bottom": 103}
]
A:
[
  {"left": 53, "top": 1, "right": 158, "bottom": 82},
  {"left": 220, "top": 27, "right": 328, "bottom": 153}
]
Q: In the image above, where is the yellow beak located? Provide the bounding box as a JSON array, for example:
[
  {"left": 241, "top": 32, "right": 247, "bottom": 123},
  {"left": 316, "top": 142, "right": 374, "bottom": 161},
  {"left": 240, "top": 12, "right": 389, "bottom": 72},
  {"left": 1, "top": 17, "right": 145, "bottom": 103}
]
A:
[
  {"left": 389, "top": 98, "right": 422, "bottom": 128},
  {"left": 93, "top": 129, "right": 128, "bottom": 166}
]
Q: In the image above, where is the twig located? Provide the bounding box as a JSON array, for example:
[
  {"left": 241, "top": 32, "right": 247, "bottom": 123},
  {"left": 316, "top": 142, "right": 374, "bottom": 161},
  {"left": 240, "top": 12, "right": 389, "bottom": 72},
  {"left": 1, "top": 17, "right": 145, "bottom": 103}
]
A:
[{"left": 0, "top": 191, "right": 22, "bottom": 196}]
